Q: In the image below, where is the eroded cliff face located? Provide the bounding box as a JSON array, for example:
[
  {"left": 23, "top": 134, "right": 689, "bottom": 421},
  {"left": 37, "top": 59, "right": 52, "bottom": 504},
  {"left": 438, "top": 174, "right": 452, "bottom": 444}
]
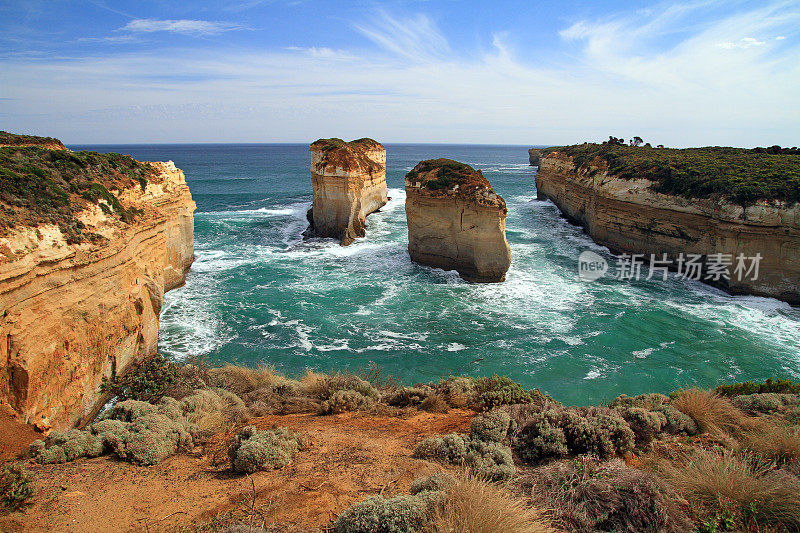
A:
[
  {"left": 0, "top": 161, "right": 195, "bottom": 430},
  {"left": 537, "top": 152, "right": 800, "bottom": 304},
  {"left": 307, "top": 139, "right": 387, "bottom": 246},
  {"left": 405, "top": 160, "right": 511, "bottom": 282}
]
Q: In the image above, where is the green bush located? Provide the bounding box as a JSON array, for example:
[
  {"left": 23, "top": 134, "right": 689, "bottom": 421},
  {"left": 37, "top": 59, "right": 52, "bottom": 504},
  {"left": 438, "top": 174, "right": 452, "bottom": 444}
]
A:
[
  {"left": 334, "top": 491, "right": 441, "bottom": 533},
  {"left": 1, "top": 463, "right": 35, "bottom": 512},
  {"left": 413, "top": 432, "right": 515, "bottom": 481},
  {"left": 731, "top": 393, "right": 800, "bottom": 415},
  {"left": 228, "top": 426, "right": 306, "bottom": 474},
  {"left": 514, "top": 406, "right": 635, "bottom": 463},
  {"left": 29, "top": 429, "right": 104, "bottom": 464},
  {"left": 100, "top": 353, "right": 179, "bottom": 403},
  {"left": 472, "top": 376, "right": 553, "bottom": 411},
  {"left": 716, "top": 378, "right": 800, "bottom": 397},
  {"left": 618, "top": 407, "right": 665, "bottom": 448},
  {"left": 612, "top": 393, "right": 698, "bottom": 437},
  {"left": 470, "top": 410, "right": 512, "bottom": 442},
  {"left": 385, "top": 387, "right": 431, "bottom": 407},
  {"left": 409, "top": 473, "right": 456, "bottom": 495}
]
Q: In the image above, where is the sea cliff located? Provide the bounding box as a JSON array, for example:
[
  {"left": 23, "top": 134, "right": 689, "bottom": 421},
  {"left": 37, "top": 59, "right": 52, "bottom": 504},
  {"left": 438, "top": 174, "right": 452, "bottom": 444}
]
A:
[
  {"left": 536, "top": 147, "right": 800, "bottom": 304},
  {"left": 307, "top": 138, "right": 387, "bottom": 246},
  {"left": 0, "top": 142, "right": 195, "bottom": 430},
  {"left": 405, "top": 159, "right": 511, "bottom": 282}
]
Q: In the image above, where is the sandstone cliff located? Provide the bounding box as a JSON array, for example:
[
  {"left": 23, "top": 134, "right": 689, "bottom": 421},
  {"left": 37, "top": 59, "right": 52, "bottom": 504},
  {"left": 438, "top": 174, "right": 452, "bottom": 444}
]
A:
[
  {"left": 536, "top": 150, "right": 800, "bottom": 304},
  {"left": 405, "top": 159, "right": 511, "bottom": 282},
  {"left": 307, "top": 138, "right": 387, "bottom": 246},
  {"left": 0, "top": 158, "right": 195, "bottom": 430}
]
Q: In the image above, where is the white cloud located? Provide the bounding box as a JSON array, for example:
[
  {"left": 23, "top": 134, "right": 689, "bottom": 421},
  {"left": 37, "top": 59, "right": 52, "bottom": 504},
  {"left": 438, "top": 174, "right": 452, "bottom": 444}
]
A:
[
  {"left": 119, "top": 19, "right": 245, "bottom": 36},
  {"left": 1, "top": 1, "right": 798, "bottom": 146},
  {"left": 716, "top": 37, "right": 766, "bottom": 49}
]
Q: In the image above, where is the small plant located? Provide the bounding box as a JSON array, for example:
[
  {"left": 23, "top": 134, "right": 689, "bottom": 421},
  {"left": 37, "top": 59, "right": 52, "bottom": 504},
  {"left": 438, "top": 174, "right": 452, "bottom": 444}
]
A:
[
  {"left": 470, "top": 410, "right": 512, "bottom": 443},
  {"left": 472, "top": 376, "right": 552, "bottom": 411},
  {"left": 413, "top": 432, "right": 515, "bottom": 481},
  {"left": 672, "top": 389, "right": 749, "bottom": 435},
  {"left": 100, "top": 353, "right": 179, "bottom": 403},
  {"left": 716, "top": 378, "right": 800, "bottom": 397},
  {"left": 319, "top": 389, "right": 375, "bottom": 415},
  {"left": 1, "top": 463, "right": 34, "bottom": 512},
  {"left": 228, "top": 425, "right": 306, "bottom": 474},
  {"left": 334, "top": 492, "right": 441, "bottom": 533}
]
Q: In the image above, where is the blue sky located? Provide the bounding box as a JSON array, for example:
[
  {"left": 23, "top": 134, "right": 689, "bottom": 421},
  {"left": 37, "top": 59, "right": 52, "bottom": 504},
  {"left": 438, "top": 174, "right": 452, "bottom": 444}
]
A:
[{"left": 1, "top": 0, "right": 798, "bottom": 146}]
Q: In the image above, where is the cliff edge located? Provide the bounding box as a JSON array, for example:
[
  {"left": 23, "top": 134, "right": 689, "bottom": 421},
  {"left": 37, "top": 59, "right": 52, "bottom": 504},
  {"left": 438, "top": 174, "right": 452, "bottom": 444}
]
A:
[
  {"left": 405, "top": 159, "right": 511, "bottom": 282},
  {"left": 307, "top": 138, "right": 387, "bottom": 246},
  {"left": 536, "top": 144, "right": 800, "bottom": 304},
  {"left": 0, "top": 139, "right": 195, "bottom": 430}
]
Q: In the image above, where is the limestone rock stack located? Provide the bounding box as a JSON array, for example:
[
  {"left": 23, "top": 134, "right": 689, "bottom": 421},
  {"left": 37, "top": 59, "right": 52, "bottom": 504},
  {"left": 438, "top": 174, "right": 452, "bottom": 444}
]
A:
[
  {"left": 405, "top": 159, "right": 511, "bottom": 282},
  {"left": 0, "top": 159, "right": 195, "bottom": 430},
  {"left": 307, "top": 138, "right": 387, "bottom": 246}
]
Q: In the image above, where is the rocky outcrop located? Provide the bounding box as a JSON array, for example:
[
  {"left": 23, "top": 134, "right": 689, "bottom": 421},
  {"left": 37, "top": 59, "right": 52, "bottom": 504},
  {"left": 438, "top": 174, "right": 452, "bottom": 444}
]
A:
[
  {"left": 307, "top": 138, "right": 387, "bottom": 246},
  {"left": 536, "top": 151, "right": 800, "bottom": 304},
  {"left": 0, "top": 161, "right": 195, "bottom": 430},
  {"left": 0, "top": 131, "right": 67, "bottom": 150},
  {"left": 528, "top": 148, "right": 544, "bottom": 167},
  {"left": 405, "top": 159, "right": 511, "bottom": 282}
]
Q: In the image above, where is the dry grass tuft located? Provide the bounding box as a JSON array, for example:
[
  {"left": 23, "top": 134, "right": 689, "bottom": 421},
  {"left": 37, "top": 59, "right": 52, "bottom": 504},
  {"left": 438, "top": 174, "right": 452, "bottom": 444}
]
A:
[
  {"left": 207, "top": 364, "right": 291, "bottom": 396},
  {"left": 672, "top": 389, "right": 750, "bottom": 435},
  {"left": 428, "top": 473, "right": 551, "bottom": 533},
  {"left": 740, "top": 422, "right": 800, "bottom": 465},
  {"left": 420, "top": 395, "right": 450, "bottom": 414},
  {"left": 654, "top": 449, "right": 800, "bottom": 531}
]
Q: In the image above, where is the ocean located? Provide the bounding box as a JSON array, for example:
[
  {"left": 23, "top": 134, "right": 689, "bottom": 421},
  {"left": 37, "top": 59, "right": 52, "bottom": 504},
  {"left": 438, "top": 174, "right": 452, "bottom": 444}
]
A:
[{"left": 71, "top": 143, "right": 800, "bottom": 405}]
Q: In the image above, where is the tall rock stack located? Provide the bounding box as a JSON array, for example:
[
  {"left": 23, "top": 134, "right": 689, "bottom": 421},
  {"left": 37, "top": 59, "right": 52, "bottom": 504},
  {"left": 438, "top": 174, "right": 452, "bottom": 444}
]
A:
[
  {"left": 307, "top": 138, "right": 388, "bottom": 246},
  {"left": 405, "top": 159, "right": 512, "bottom": 282}
]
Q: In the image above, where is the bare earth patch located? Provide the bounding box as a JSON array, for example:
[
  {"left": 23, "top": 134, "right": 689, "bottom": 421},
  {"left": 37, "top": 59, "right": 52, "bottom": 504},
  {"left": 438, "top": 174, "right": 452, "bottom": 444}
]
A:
[{"left": 0, "top": 409, "right": 473, "bottom": 532}]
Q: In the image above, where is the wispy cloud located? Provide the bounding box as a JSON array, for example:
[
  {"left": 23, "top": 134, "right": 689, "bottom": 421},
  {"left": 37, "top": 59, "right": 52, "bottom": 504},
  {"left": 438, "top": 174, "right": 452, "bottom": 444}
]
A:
[
  {"left": 119, "top": 19, "right": 246, "bottom": 36},
  {"left": 354, "top": 11, "right": 451, "bottom": 62},
  {"left": 716, "top": 37, "right": 766, "bottom": 49}
]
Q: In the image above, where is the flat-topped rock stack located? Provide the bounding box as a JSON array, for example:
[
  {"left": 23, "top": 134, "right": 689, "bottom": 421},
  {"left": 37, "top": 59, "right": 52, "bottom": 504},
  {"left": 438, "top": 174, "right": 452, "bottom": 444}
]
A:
[
  {"left": 307, "top": 138, "right": 388, "bottom": 246},
  {"left": 405, "top": 159, "right": 511, "bottom": 282}
]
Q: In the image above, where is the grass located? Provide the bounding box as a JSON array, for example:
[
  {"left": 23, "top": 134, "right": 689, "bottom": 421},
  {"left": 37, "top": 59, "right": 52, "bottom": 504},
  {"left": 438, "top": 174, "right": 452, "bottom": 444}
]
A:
[
  {"left": 672, "top": 389, "right": 750, "bottom": 435},
  {"left": 427, "top": 473, "right": 551, "bottom": 533},
  {"left": 0, "top": 145, "right": 156, "bottom": 239},
  {"left": 550, "top": 143, "right": 800, "bottom": 206},
  {"left": 654, "top": 450, "right": 800, "bottom": 531},
  {"left": 739, "top": 423, "right": 800, "bottom": 465}
]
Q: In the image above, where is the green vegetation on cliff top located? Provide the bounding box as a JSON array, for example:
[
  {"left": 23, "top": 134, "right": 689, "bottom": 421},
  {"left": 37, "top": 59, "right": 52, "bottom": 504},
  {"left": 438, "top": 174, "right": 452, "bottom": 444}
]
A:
[
  {"left": 0, "top": 145, "right": 155, "bottom": 241},
  {"left": 551, "top": 143, "right": 800, "bottom": 206},
  {"left": 0, "top": 131, "right": 65, "bottom": 148},
  {"left": 406, "top": 158, "right": 486, "bottom": 191}
]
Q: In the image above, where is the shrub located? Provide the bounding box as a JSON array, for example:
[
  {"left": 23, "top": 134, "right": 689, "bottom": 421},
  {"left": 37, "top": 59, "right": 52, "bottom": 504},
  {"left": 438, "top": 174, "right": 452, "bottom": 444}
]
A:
[
  {"left": 440, "top": 376, "right": 475, "bottom": 408},
  {"left": 672, "top": 389, "right": 749, "bottom": 435},
  {"left": 120, "top": 411, "right": 193, "bottom": 465},
  {"left": 716, "top": 378, "right": 800, "bottom": 397},
  {"left": 514, "top": 407, "right": 634, "bottom": 463},
  {"left": 470, "top": 410, "right": 512, "bottom": 443},
  {"left": 419, "top": 395, "right": 449, "bottom": 414},
  {"left": 612, "top": 393, "right": 698, "bottom": 436},
  {"left": 465, "top": 440, "right": 515, "bottom": 481},
  {"left": 473, "top": 376, "right": 536, "bottom": 411},
  {"left": 228, "top": 426, "right": 306, "bottom": 474},
  {"left": 179, "top": 388, "right": 248, "bottom": 434},
  {"left": 1, "top": 463, "right": 34, "bottom": 512},
  {"left": 617, "top": 407, "right": 665, "bottom": 448},
  {"left": 413, "top": 433, "right": 515, "bottom": 481},
  {"left": 100, "top": 353, "right": 178, "bottom": 403},
  {"left": 385, "top": 387, "right": 432, "bottom": 407},
  {"left": 521, "top": 457, "right": 690, "bottom": 533},
  {"left": 206, "top": 364, "right": 292, "bottom": 396},
  {"left": 731, "top": 393, "right": 800, "bottom": 416},
  {"left": 306, "top": 373, "right": 379, "bottom": 402},
  {"left": 319, "top": 389, "right": 375, "bottom": 415},
  {"left": 29, "top": 429, "right": 104, "bottom": 464},
  {"left": 654, "top": 449, "right": 800, "bottom": 531},
  {"left": 429, "top": 473, "right": 552, "bottom": 533},
  {"left": 334, "top": 492, "right": 441, "bottom": 533}
]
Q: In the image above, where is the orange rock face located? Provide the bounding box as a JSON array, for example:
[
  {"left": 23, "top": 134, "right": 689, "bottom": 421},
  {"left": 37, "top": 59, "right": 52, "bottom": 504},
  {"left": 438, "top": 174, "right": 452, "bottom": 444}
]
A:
[
  {"left": 405, "top": 160, "right": 511, "bottom": 282},
  {"left": 307, "top": 139, "right": 387, "bottom": 246},
  {"left": 536, "top": 151, "right": 800, "bottom": 304},
  {"left": 0, "top": 161, "right": 195, "bottom": 430}
]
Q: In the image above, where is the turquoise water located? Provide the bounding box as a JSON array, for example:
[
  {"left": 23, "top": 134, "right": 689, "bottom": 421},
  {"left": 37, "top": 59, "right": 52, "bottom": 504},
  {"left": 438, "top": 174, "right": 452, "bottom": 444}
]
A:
[{"left": 73, "top": 144, "right": 800, "bottom": 405}]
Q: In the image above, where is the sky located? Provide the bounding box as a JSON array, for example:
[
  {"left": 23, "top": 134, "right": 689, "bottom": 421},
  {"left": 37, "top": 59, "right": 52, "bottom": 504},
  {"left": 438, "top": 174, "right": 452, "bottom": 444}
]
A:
[{"left": 0, "top": 0, "right": 798, "bottom": 146}]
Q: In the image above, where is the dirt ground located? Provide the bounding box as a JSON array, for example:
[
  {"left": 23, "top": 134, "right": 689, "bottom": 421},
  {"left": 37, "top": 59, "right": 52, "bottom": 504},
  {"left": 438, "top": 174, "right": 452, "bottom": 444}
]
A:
[{"left": 0, "top": 409, "right": 473, "bottom": 532}]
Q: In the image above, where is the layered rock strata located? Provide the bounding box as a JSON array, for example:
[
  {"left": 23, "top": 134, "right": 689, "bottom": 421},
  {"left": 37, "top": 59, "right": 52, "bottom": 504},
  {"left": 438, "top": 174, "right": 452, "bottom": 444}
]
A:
[
  {"left": 307, "top": 138, "right": 387, "bottom": 246},
  {"left": 536, "top": 150, "right": 800, "bottom": 304},
  {"left": 0, "top": 160, "right": 195, "bottom": 430},
  {"left": 405, "top": 159, "right": 511, "bottom": 282}
]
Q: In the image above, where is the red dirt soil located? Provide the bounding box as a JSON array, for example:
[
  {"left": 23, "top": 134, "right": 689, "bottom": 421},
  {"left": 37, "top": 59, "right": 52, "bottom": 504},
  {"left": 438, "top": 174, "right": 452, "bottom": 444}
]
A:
[{"left": 0, "top": 409, "right": 473, "bottom": 532}]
